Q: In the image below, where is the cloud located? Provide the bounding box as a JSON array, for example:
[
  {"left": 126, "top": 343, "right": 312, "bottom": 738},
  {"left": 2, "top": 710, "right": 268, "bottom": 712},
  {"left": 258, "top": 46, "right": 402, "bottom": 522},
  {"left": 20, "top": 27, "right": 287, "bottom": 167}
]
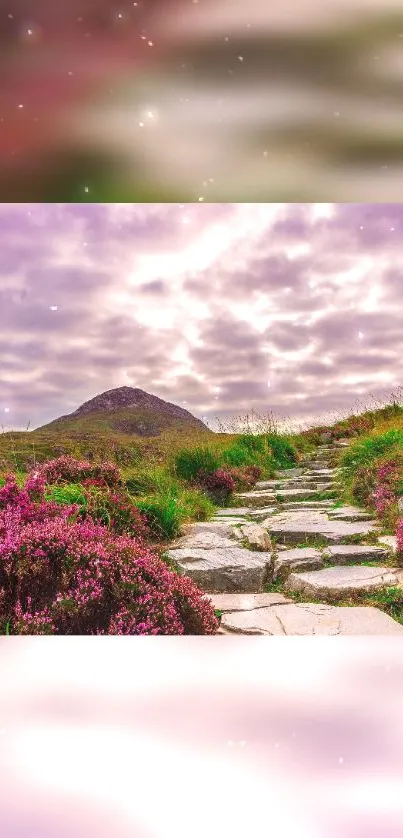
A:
[{"left": 1, "top": 202, "right": 403, "bottom": 430}]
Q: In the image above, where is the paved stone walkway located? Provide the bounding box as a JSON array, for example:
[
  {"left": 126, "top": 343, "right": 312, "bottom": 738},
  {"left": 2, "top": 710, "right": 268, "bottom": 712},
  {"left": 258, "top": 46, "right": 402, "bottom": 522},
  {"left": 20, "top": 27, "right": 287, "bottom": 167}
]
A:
[{"left": 166, "top": 439, "right": 403, "bottom": 634}]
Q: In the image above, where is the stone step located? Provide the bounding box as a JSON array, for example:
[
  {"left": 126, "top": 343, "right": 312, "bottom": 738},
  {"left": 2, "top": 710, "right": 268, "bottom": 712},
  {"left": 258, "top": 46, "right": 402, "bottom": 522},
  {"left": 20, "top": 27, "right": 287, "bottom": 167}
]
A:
[
  {"left": 378, "top": 535, "right": 398, "bottom": 553},
  {"left": 279, "top": 500, "right": 335, "bottom": 510},
  {"left": 234, "top": 490, "right": 277, "bottom": 508},
  {"left": 275, "top": 487, "right": 337, "bottom": 502},
  {"left": 322, "top": 544, "right": 389, "bottom": 564},
  {"left": 272, "top": 547, "right": 324, "bottom": 581},
  {"left": 167, "top": 542, "right": 272, "bottom": 593},
  {"left": 274, "top": 467, "right": 306, "bottom": 478},
  {"left": 257, "top": 479, "right": 336, "bottom": 491},
  {"left": 302, "top": 462, "right": 336, "bottom": 470},
  {"left": 247, "top": 506, "right": 278, "bottom": 520},
  {"left": 327, "top": 506, "right": 374, "bottom": 522},
  {"left": 207, "top": 594, "right": 403, "bottom": 635},
  {"left": 215, "top": 507, "right": 251, "bottom": 517},
  {"left": 264, "top": 509, "right": 379, "bottom": 545},
  {"left": 285, "top": 565, "right": 402, "bottom": 599}
]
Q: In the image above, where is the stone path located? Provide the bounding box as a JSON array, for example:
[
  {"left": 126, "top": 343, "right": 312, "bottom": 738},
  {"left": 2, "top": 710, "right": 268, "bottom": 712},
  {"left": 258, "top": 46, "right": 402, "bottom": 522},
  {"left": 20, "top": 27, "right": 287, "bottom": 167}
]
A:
[{"left": 166, "top": 440, "right": 403, "bottom": 634}]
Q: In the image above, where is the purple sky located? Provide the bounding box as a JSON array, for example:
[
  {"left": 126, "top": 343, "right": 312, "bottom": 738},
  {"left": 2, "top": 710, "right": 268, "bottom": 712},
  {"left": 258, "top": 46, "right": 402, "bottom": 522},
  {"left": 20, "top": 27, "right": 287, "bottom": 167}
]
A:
[{"left": 0, "top": 202, "right": 402, "bottom": 432}]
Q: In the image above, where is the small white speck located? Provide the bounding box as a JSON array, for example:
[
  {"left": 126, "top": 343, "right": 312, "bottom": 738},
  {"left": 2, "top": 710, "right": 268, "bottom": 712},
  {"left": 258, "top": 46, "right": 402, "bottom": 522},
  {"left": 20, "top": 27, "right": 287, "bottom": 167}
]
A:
[
  {"left": 238, "top": 56, "right": 244, "bottom": 62},
  {"left": 148, "top": 40, "right": 154, "bottom": 47},
  {"left": 198, "top": 196, "right": 204, "bottom": 202},
  {"left": 84, "top": 186, "right": 89, "bottom": 193},
  {"left": 338, "top": 757, "right": 344, "bottom": 764},
  {"left": 50, "top": 306, "right": 58, "bottom": 311},
  {"left": 391, "top": 227, "right": 395, "bottom": 231},
  {"left": 4, "top": 408, "right": 10, "bottom": 413},
  {"left": 18, "top": 104, "right": 24, "bottom": 109}
]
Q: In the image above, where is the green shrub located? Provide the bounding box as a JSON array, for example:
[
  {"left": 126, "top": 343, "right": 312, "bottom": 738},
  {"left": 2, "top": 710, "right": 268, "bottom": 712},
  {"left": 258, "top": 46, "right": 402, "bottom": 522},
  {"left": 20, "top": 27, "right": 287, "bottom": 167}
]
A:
[
  {"left": 45, "top": 482, "right": 88, "bottom": 508},
  {"left": 220, "top": 443, "right": 255, "bottom": 468},
  {"left": 179, "top": 488, "right": 216, "bottom": 522},
  {"left": 341, "top": 429, "right": 403, "bottom": 470},
  {"left": 265, "top": 434, "right": 298, "bottom": 468},
  {"left": 132, "top": 475, "right": 215, "bottom": 540},
  {"left": 136, "top": 495, "right": 183, "bottom": 540},
  {"left": 125, "top": 467, "right": 168, "bottom": 496},
  {"left": 174, "top": 446, "right": 219, "bottom": 481}
]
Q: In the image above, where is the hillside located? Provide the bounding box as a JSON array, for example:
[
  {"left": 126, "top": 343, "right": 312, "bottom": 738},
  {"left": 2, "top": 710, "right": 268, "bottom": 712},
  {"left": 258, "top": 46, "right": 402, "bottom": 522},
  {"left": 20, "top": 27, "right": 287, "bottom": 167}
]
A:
[
  {"left": 0, "top": 387, "right": 216, "bottom": 472},
  {"left": 36, "top": 386, "right": 211, "bottom": 437}
]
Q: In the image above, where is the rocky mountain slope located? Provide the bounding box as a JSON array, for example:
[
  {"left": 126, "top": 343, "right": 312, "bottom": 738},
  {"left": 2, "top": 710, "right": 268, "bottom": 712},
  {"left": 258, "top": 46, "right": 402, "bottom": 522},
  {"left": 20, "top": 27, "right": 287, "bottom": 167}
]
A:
[{"left": 36, "top": 386, "right": 211, "bottom": 437}]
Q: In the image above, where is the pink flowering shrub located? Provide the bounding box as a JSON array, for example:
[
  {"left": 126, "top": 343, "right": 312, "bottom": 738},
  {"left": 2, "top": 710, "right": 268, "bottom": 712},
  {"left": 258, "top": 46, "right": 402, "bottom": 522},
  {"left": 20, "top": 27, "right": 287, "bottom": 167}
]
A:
[
  {"left": 197, "top": 468, "right": 235, "bottom": 503},
  {"left": 0, "top": 470, "right": 219, "bottom": 635},
  {"left": 226, "top": 465, "right": 262, "bottom": 490},
  {"left": 69, "top": 481, "right": 149, "bottom": 542},
  {"left": 34, "top": 456, "right": 122, "bottom": 489},
  {"left": 0, "top": 472, "right": 78, "bottom": 526},
  {"left": 368, "top": 457, "right": 403, "bottom": 528}
]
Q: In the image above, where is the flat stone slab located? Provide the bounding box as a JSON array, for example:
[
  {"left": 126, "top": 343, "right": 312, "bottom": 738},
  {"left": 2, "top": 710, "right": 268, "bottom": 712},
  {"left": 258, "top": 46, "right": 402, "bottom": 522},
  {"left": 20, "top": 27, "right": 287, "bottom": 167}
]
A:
[
  {"left": 171, "top": 530, "right": 238, "bottom": 550},
  {"left": 212, "top": 517, "right": 249, "bottom": 525},
  {"left": 285, "top": 565, "right": 400, "bottom": 598},
  {"left": 206, "top": 592, "right": 291, "bottom": 612},
  {"left": 167, "top": 545, "right": 271, "bottom": 593},
  {"left": 215, "top": 508, "right": 251, "bottom": 516},
  {"left": 274, "top": 468, "right": 306, "bottom": 478},
  {"left": 189, "top": 521, "right": 239, "bottom": 536},
  {"left": 273, "top": 547, "right": 324, "bottom": 581},
  {"left": 327, "top": 506, "right": 374, "bottom": 522},
  {"left": 280, "top": 500, "right": 334, "bottom": 510},
  {"left": 303, "top": 462, "right": 335, "bottom": 470},
  {"left": 322, "top": 544, "right": 389, "bottom": 564},
  {"left": 247, "top": 506, "right": 278, "bottom": 520},
  {"left": 235, "top": 490, "right": 277, "bottom": 507},
  {"left": 219, "top": 602, "right": 403, "bottom": 635},
  {"left": 275, "top": 488, "right": 336, "bottom": 501},
  {"left": 378, "top": 536, "right": 398, "bottom": 553},
  {"left": 279, "top": 480, "right": 335, "bottom": 491},
  {"left": 264, "top": 509, "right": 379, "bottom": 545}
]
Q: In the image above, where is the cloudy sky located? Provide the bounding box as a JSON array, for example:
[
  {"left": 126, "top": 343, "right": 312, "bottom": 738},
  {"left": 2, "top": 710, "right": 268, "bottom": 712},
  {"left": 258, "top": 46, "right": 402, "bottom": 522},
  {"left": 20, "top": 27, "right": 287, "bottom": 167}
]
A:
[{"left": 0, "top": 201, "right": 402, "bottom": 432}]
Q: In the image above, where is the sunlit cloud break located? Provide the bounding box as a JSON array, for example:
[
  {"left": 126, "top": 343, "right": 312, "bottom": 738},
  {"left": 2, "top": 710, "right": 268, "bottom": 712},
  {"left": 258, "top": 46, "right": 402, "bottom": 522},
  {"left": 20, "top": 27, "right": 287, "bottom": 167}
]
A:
[{"left": 0, "top": 202, "right": 402, "bottom": 432}]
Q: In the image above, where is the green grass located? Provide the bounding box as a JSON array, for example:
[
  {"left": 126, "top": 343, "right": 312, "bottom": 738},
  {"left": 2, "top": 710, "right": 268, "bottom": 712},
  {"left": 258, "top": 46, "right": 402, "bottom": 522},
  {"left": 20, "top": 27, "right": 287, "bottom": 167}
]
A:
[
  {"left": 173, "top": 446, "right": 220, "bottom": 481},
  {"left": 340, "top": 429, "right": 403, "bottom": 470}
]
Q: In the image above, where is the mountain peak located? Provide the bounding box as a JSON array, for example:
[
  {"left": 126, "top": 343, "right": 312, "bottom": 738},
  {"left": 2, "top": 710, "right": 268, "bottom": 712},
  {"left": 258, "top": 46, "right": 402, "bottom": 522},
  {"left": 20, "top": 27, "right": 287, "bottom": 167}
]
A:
[{"left": 36, "top": 386, "right": 211, "bottom": 437}]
